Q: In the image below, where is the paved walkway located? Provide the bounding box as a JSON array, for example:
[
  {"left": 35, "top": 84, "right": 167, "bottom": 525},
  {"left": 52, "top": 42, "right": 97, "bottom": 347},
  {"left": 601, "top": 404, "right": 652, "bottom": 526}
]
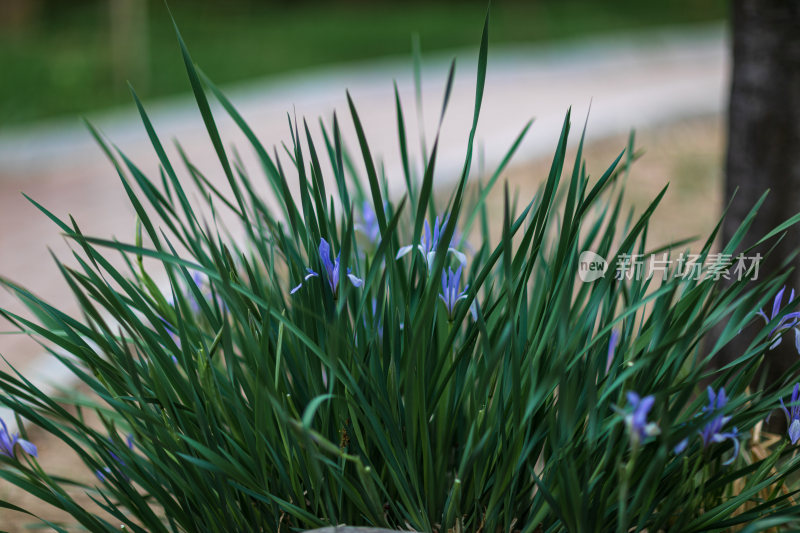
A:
[{"left": 0, "top": 25, "right": 726, "bottom": 429}]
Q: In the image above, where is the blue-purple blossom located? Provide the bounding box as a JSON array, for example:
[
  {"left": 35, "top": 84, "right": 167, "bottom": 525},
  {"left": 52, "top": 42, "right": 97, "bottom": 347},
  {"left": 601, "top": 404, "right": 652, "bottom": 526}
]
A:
[
  {"left": 673, "top": 438, "right": 688, "bottom": 455},
  {"left": 623, "top": 392, "right": 660, "bottom": 443},
  {"left": 290, "top": 238, "right": 363, "bottom": 297},
  {"left": 700, "top": 386, "right": 739, "bottom": 465},
  {"left": 606, "top": 328, "right": 620, "bottom": 373},
  {"left": 780, "top": 383, "right": 800, "bottom": 445},
  {"left": 356, "top": 201, "right": 380, "bottom": 243},
  {"left": 396, "top": 215, "right": 467, "bottom": 270},
  {"left": 756, "top": 286, "right": 800, "bottom": 352},
  {"left": 0, "top": 417, "right": 37, "bottom": 459},
  {"left": 439, "top": 265, "right": 470, "bottom": 321},
  {"left": 96, "top": 434, "right": 134, "bottom": 483}
]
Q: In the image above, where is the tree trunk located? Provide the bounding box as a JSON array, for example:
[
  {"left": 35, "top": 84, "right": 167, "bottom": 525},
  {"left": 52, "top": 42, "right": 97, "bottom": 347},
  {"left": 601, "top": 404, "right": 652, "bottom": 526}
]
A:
[{"left": 719, "top": 1, "right": 800, "bottom": 397}]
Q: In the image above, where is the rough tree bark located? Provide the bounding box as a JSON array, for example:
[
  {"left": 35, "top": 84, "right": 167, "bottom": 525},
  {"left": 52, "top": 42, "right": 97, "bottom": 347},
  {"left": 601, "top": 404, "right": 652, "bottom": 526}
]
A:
[{"left": 718, "top": 1, "right": 800, "bottom": 396}]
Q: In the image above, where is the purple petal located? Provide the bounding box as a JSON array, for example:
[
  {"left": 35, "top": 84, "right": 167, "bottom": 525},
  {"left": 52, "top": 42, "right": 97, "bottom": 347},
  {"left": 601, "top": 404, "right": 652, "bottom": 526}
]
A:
[
  {"left": 607, "top": 329, "right": 621, "bottom": 373},
  {"left": 359, "top": 201, "right": 380, "bottom": 242},
  {"left": 633, "top": 395, "right": 655, "bottom": 429},
  {"left": 720, "top": 431, "right": 739, "bottom": 465},
  {"left": 396, "top": 245, "right": 414, "bottom": 260},
  {"left": 17, "top": 439, "right": 37, "bottom": 458},
  {"left": 469, "top": 301, "right": 478, "bottom": 321},
  {"left": 774, "top": 311, "right": 800, "bottom": 332},
  {"left": 423, "top": 220, "right": 432, "bottom": 253},
  {"left": 781, "top": 397, "right": 792, "bottom": 424},
  {"left": 291, "top": 270, "right": 319, "bottom": 295},
  {"left": 626, "top": 391, "right": 641, "bottom": 406},
  {"left": 331, "top": 255, "right": 341, "bottom": 291},
  {"left": 706, "top": 386, "right": 716, "bottom": 406},
  {"left": 0, "top": 437, "right": 13, "bottom": 457},
  {"left": 191, "top": 271, "right": 205, "bottom": 289},
  {"left": 674, "top": 438, "right": 688, "bottom": 454},
  {"left": 638, "top": 395, "right": 655, "bottom": 414},
  {"left": 347, "top": 273, "right": 363, "bottom": 288},
  {"left": 426, "top": 251, "right": 437, "bottom": 271},
  {"left": 448, "top": 248, "right": 468, "bottom": 268},
  {"left": 773, "top": 286, "right": 786, "bottom": 320},
  {"left": 795, "top": 328, "right": 800, "bottom": 355},
  {"left": 0, "top": 419, "right": 13, "bottom": 457},
  {"left": 318, "top": 238, "right": 335, "bottom": 280},
  {"left": 716, "top": 387, "right": 727, "bottom": 409},
  {"left": 789, "top": 420, "right": 800, "bottom": 445},
  {"left": 454, "top": 264, "right": 464, "bottom": 290}
]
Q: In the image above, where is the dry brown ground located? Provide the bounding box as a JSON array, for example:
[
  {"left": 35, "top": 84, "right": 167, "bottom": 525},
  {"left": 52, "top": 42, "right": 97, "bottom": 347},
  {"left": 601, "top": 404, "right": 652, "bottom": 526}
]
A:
[{"left": 0, "top": 116, "right": 724, "bottom": 532}]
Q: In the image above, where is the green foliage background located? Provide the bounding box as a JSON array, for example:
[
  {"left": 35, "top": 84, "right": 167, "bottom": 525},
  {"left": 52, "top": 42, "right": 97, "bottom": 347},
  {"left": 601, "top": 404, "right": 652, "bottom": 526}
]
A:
[{"left": 0, "top": 0, "right": 725, "bottom": 125}]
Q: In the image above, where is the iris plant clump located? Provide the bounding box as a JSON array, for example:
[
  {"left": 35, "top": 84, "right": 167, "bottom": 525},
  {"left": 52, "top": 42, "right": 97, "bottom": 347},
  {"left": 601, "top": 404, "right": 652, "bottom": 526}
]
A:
[{"left": 3, "top": 8, "right": 800, "bottom": 533}]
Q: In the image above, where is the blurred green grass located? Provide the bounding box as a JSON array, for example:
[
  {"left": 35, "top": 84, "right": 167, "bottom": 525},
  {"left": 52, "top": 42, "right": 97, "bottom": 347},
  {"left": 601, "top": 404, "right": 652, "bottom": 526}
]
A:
[{"left": 0, "top": 0, "right": 725, "bottom": 126}]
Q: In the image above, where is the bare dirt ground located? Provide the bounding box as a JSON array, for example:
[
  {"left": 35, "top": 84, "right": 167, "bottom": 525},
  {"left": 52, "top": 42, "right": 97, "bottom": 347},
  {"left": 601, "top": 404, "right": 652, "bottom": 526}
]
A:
[{"left": 0, "top": 116, "right": 724, "bottom": 531}]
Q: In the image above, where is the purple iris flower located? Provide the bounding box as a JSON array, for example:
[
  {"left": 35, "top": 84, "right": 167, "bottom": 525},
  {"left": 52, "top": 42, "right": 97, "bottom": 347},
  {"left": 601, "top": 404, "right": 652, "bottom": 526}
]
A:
[
  {"left": 396, "top": 215, "right": 467, "bottom": 270},
  {"left": 673, "top": 438, "right": 688, "bottom": 455},
  {"left": 290, "top": 238, "right": 363, "bottom": 297},
  {"left": 96, "top": 434, "right": 134, "bottom": 483},
  {"left": 606, "top": 328, "right": 620, "bottom": 373},
  {"left": 439, "top": 265, "right": 470, "bottom": 321},
  {"left": 699, "top": 386, "right": 739, "bottom": 465},
  {"left": 779, "top": 383, "right": 800, "bottom": 444},
  {"left": 623, "top": 392, "right": 660, "bottom": 443},
  {"left": 356, "top": 201, "right": 381, "bottom": 243},
  {"left": 756, "top": 286, "right": 800, "bottom": 352},
  {"left": 0, "top": 417, "right": 37, "bottom": 459}
]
